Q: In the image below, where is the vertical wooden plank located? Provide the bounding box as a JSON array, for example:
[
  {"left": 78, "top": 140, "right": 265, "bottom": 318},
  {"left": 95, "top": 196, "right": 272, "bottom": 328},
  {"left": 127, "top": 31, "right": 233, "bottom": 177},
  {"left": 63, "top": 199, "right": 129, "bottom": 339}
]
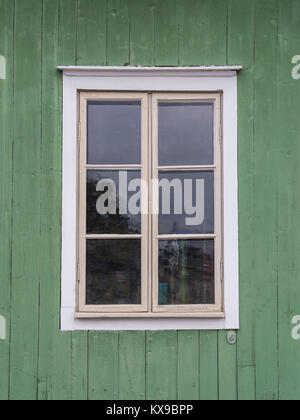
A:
[
  {"left": 37, "top": 0, "right": 73, "bottom": 400},
  {"left": 130, "top": 0, "right": 155, "bottom": 66},
  {"left": 146, "top": 331, "right": 177, "bottom": 400},
  {"left": 77, "top": 0, "right": 107, "bottom": 66},
  {"left": 238, "top": 366, "right": 256, "bottom": 401},
  {"left": 228, "top": 0, "right": 256, "bottom": 400},
  {"left": 154, "top": 0, "right": 180, "bottom": 66},
  {"left": 180, "top": 0, "right": 228, "bottom": 66},
  {"left": 9, "top": 0, "right": 42, "bottom": 400},
  {"left": 71, "top": 332, "right": 88, "bottom": 400},
  {"left": 119, "top": 331, "right": 146, "bottom": 400},
  {"left": 178, "top": 331, "right": 199, "bottom": 400},
  {"left": 0, "top": 0, "right": 14, "bottom": 401},
  {"left": 107, "top": 0, "right": 130, "bottom": 66},
  {"left": 277, "top": 0, "right": 300, "bottom": 401},
  {"left": 218, "top": 332, "right": 237, "bottom": 400},
  {"left": 58, "top": 0, "right": 78, "bottom": 66},
  {"left": 199, "top": 331, "right": 218, "bottom": 400},
  {"left": 88, "top": 332, "right": 119, "bottom": 400},
  {"left": 253, "top": 0, "right": 279, "bottom": 400}
]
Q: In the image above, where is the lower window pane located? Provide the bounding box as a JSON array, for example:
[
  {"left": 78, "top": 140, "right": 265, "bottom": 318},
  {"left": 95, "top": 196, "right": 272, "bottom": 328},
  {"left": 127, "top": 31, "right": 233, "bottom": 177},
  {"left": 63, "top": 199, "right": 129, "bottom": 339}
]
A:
[
  {"left": 158, "top": 239, "right": 215, "bottom": 306},
  {"left": 86, "top": 240, "right": 141, "bottom": 305}
]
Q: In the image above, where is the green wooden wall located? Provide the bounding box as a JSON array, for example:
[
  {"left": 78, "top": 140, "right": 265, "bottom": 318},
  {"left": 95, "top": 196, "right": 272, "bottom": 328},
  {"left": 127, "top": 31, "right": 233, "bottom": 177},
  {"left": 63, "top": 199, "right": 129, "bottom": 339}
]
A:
[{"left": 1, "top": 0, "right": 300, "bottom": 400}]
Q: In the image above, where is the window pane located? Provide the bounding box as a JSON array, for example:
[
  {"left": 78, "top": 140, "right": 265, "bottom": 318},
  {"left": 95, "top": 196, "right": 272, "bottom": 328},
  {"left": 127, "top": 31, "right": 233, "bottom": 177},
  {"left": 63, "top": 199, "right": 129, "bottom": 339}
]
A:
[
  {"left": 158, "top": 240, "right": 215, "bottom": 305},
  {"left": 87, "top": 101, "right": 141, "bottom": 165},
  {"left": 158, "top": 171, "right": 214, "bottom": 235},
  {"left": 158, "top": 102, "right": 214, "bottom": 166},
  {"left": 87, "top": 170, "right": 141, "bottom": 235},
  {"left": 86, "top": 240, "right": 141, "bottom": 305}
]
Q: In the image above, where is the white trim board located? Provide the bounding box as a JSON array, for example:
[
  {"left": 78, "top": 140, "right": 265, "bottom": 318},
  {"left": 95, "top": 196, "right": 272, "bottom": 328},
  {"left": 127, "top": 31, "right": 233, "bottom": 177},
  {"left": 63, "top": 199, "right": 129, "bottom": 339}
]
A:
[
  {"left": 59, "top": 66, "right": 241, "bottom": 331},
  {"left": 57, "top": 66, "right": 243, "bottom": 78}
]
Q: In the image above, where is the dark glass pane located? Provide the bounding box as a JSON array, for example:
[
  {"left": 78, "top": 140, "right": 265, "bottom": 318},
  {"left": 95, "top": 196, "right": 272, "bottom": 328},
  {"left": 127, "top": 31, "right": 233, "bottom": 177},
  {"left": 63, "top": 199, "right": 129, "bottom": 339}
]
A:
[
  {"left": 87, "top": 101, "right": 141, "bottom": 165},
  {"left": 158, "top": 240, "right": 215, "bottom": 305},
  {"left": 158, "top": 171, "right": 214, "bottom": 235},
  {"left": 87, "top": 170, "right": 141, "bottom": 234},
  {"left": 86, "top": 240, "right": 141, "bottom": 305},
  {"left": 158, "top": 102, "right": 214, "bottom": 166}
]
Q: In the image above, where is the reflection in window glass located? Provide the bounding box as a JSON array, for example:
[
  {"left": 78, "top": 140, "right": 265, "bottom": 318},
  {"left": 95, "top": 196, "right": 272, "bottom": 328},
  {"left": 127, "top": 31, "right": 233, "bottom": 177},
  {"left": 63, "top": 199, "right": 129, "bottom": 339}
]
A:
[
  {"left": 86, "top": 170, "right": 141, "bottom": 235},
  {"left": 158, "top": 102, "right": 214, "bottom": 166},
  {"left": 87, "top": 101, "right": 141, "bottom": 165},
  {"left": 86, "top": 240, "right": 141, "bottom": 305},
  {"left": 158, "top": 171, "right": 214, "bottom": 235},
  {"left": 158, "top": 240, "right": 215, "bottom": 305}
]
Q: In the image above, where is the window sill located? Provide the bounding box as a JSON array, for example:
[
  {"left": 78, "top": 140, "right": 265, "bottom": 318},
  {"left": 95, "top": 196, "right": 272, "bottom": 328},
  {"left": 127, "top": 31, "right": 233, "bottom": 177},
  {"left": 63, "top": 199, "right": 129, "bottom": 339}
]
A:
[{"left": 75, "top": 312, "right": 225, "bottom": 319}]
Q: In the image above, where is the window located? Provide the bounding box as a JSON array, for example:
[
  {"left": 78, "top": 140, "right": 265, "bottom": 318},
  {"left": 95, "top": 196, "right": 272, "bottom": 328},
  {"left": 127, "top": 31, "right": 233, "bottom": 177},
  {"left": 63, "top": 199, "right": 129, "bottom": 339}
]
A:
[
  {"left": 77, "top": 91, "right": 222, "bottom": 317},
  {"left": 59, "top": 67, "right": 240, "bottom": 330}
]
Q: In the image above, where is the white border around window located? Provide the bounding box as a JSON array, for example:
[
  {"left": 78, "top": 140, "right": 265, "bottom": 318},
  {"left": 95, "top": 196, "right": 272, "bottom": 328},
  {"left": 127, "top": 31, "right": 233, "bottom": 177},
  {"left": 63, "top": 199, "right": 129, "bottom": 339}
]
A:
[{"left": 58, "top": 66, "right": 242, "bottom": 331}]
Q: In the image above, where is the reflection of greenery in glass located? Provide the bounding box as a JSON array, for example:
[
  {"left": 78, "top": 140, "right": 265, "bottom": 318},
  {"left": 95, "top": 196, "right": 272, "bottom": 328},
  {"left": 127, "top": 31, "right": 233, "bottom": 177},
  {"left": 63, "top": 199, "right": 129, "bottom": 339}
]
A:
[
  {"left": 86, "top": 172, "right": 141, "bottom": 235},
  {"left": 158, "top": 240, "right": 215, "bottom": 305}
]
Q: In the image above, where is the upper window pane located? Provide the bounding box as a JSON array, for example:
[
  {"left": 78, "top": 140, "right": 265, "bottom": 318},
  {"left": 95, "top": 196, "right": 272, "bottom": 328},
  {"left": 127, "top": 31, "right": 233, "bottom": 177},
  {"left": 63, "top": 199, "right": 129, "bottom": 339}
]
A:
[
  {"left": 158, "top": 102, "right": 214, "bottom": 166},
  {"left": 87, "top": 101, "right": 141, "bottom": 165}
]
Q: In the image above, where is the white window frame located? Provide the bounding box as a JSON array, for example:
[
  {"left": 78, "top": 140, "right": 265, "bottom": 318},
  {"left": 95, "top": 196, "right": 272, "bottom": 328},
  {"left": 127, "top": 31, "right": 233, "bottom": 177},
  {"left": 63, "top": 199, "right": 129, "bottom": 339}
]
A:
[{"left": 58, "top": 66, "right": 242, "bottom": 331}]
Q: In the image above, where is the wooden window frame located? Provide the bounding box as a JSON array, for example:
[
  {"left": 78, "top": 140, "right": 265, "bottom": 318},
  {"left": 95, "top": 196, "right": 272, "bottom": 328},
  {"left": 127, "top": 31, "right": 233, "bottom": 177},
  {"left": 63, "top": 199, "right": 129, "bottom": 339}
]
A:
[
  {"left": 58, "top": 66, "right": 241, "bottom": 331},
  {"left": 77, "top": 91, "right": 223, "bottom": 317},
  {"left": 78, "top": 92, "right": 149, "bottom": 313},
  {"left": 151, "top": 93, "right": 223, "bottom": 315}
]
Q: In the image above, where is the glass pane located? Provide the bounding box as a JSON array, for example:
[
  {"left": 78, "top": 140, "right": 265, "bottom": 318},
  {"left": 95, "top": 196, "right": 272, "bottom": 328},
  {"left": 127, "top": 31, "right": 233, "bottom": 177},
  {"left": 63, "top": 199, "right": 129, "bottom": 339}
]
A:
[
  {"left": 87, "top": 170, "right": 141, "bottom": 235},
  {"left": 158, "top": 240, "right": 215, "bottom": 305},
  {"left": 158, "top": 171, "right": 214, "bottom": 235},
  {"left": 86, "top": 240, "right": 141, "bottom": 305},
  {"left": 87, "top": 101, "right": 141, "bottom": 165},
  {"left": 158, "top": 102, "right": 214, "bottom": 166}
]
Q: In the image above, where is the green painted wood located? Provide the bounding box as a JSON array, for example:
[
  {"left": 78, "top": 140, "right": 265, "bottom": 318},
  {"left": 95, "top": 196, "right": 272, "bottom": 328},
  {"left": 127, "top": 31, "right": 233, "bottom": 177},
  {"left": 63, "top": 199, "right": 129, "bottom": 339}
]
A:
[
  {"left": 218, "top": 331, "right": 237, "bottom": 401},
  {"left": 107, "top": 0, "right": 130, "bottom": 66},
  {"left": 199, "top": 331, "right": 218, "bottom": 400},
  {"left": 37, "top": 0, "right": 73, "bottom": 401},
  {"left": 9, "top": 0, "right": 42, "bottom": 400},
  {"left": 71, "top": 332, "right": 88, "bottom": 400},
  {"left": 146, "top": 331, "right": 178, "bottom": 400},
  {"left": 277, "top": 0, "right": 300, "bottom": 401},
  {"left": 238, "top": 366, "right": 256, "bottom": 401},
  {"left": 180, "top": 0, "right": 228, "bottom": 66},
  {"left": 228, "top": 0, "right": 256, "bottom": 400},
  {"left": 119, "top": 331, "right": 146, "bottom": 400},
  {"left": 77, "top": 0, "right": 107, "bottom": 66},
  {"left": 130, "top": 0, "right": 155, "bottom": 66},
  {"left": 88, "top": 332, "right": 119, "bottom": 400},
  {"left": 58, "top": 0, "right": 78, "bottom": 66},
  {"left": 0, "top": 0, "right": 14, "bottom": 401},
  {"left": 58, "top": 0, "right": 90, "bottom": 401},
  {"left": 177, "top": 331, "right": 199, "bottom": 400},
  {"left": 253, "top": 0, "right": 279, "bottom": 401},
  {"left": 154, "top": 0, "right": 180, "bottom": 66}
]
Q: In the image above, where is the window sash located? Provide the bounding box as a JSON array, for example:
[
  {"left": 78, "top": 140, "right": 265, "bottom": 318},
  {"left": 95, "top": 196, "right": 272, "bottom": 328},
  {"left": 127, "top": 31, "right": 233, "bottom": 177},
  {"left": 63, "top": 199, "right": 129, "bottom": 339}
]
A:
[
  {"left": 77, "top": 91, "right": 223, "bottom": 316},
  {"left": 78, "top": 92, "right": 149, "bottom": 313},
  {"left": 151, "top": 93, "right": 223, "bottom": 314}
]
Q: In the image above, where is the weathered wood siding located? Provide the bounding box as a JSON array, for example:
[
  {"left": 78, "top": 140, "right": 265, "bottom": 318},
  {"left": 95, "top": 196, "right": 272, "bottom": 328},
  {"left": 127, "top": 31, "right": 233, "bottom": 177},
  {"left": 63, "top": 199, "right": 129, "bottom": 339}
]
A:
[{"left": 0, "top": 0, "right": 300, "bottom": 400}]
